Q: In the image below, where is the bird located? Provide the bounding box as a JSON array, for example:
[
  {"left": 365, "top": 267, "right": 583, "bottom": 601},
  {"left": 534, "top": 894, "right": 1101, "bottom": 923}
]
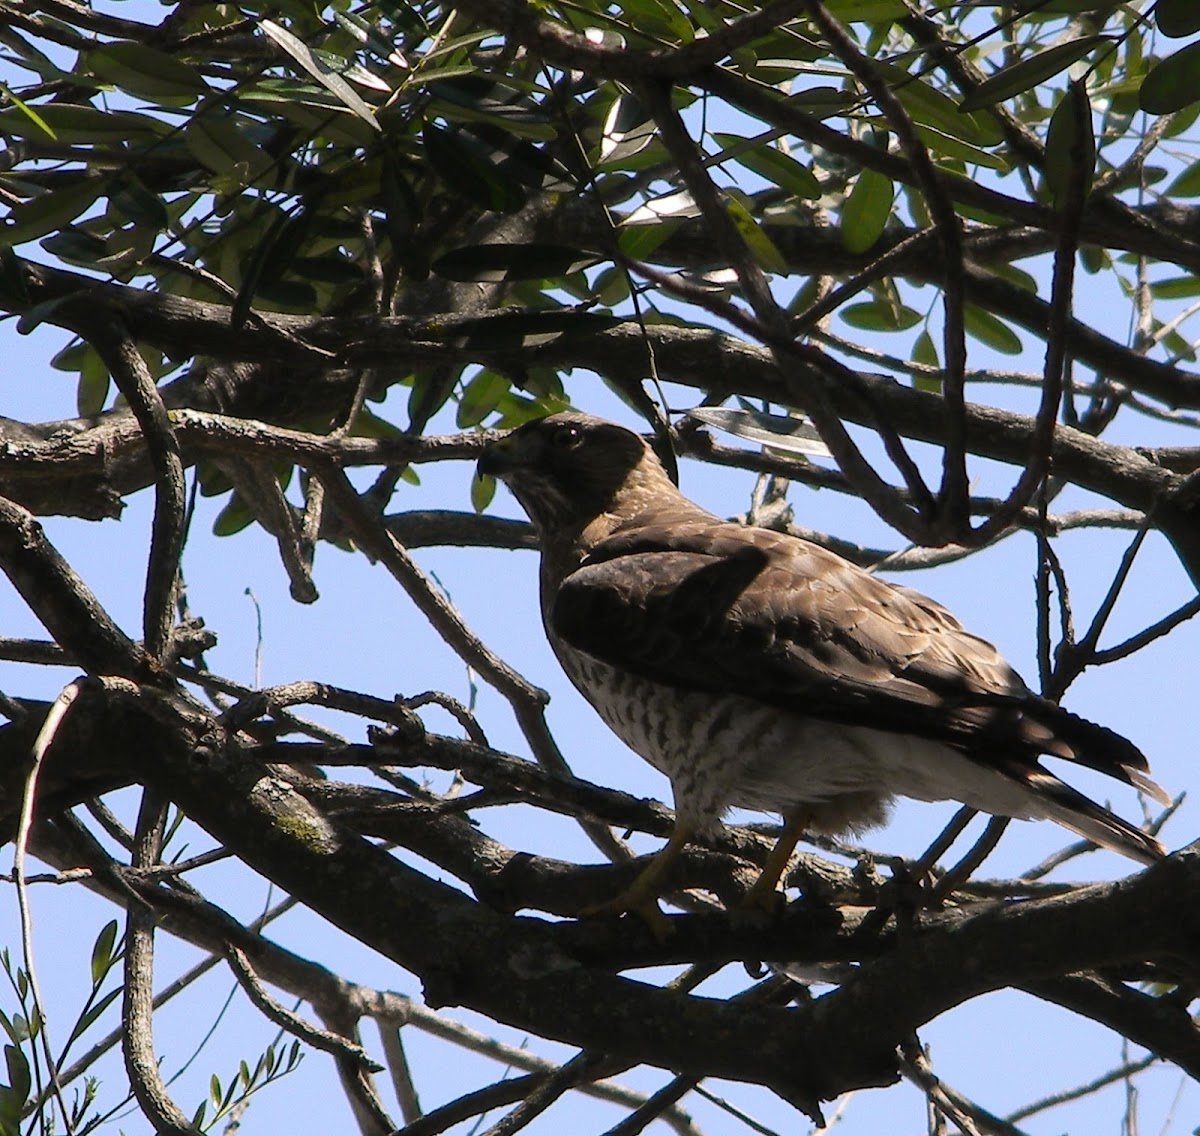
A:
[{"left": 478, "top": 411, "right": 1169, "bottom": 916}]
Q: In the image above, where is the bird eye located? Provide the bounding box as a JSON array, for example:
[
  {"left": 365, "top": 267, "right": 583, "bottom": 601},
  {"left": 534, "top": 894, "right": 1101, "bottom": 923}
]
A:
[{"left": 551, "top": 424, "right": 583, "bottom": 449}]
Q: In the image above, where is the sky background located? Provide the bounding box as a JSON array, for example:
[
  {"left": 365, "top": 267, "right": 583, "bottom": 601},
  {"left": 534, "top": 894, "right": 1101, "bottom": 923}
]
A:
[
  {"left": 4, "top": 6, "right": 1200, "bottom": 1133},
  {"left": 3, "top": 327, "right": 1197, "bottom": 1135}
]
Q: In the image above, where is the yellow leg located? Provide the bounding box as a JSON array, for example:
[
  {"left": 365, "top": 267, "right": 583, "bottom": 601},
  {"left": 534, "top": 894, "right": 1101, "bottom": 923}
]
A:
[
  {"left": 582, "top": 823, "right": 694, "bottom": 936},
  {"left": 742, "top": 812, "right": 807, "bottom": 913}
]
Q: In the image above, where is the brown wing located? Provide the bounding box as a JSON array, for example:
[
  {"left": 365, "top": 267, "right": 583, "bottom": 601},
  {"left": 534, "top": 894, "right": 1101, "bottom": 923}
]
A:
[{"left": 552, "top": 512, "right": 1157, "bottom": 790}]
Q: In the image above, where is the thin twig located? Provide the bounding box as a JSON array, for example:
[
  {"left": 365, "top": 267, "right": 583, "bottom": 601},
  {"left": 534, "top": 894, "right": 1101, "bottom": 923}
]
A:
[
  {"left": 806, "top": 0, "right": 965, "bottom": 533},
  {"left": 317, "top": 464, "right": 630, "bottom": 864},
  {"left": 13, "top": 680, "right": 86, "bottom": 1136},
  {"left": 1006, "top": 1054, "right": 1157, "bottom": 1124},
  {"left": 122, "top": 788, "right": 200, "bottom": 1135},
  {"left": 226, "top": 947, "right": 381, "bottom": 1072},
  {"left": 928, "top": 817, "right": 1010, "bottom": 906},
  {"left": 88, "top": 322, "right": 186, "bottom": 662},
  {"left": 378, "top": 1024, "right": 423, "bottom": 1125}
]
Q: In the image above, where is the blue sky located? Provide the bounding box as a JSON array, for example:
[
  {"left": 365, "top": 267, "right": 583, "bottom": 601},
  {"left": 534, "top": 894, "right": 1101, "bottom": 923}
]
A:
[{"left": 3, "top": 6, "right": 1200, "bottom": 1131}]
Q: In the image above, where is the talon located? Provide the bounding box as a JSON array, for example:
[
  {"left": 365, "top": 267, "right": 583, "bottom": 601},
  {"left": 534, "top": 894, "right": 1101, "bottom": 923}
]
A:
[
  {"left": 735, "top": 811, "right": 808, "bottom": 919},
  {"left": 577, "top": 824, "right": 694, "bottom": 940},
  {"left": 581, "top": 894, "right": 673, "bottom": 940},
  {"left": 740, "top": 882, "right": 788, "bottom": 918}
]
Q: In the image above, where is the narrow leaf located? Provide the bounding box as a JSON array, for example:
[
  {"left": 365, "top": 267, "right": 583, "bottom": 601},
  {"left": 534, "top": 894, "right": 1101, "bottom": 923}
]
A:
[
  {"left": 1167, "top": 159, "right": 1200, "bottom": 196},
  {"left": 3, "top": 1046, "right": 29, "bottom": 1105},
  {"left": 457, "top": 370, "right": 510, "bottom": 427},
  {"left": 1157, "top": 0, "right": 1200, "bottom": 38},
  {"left": 840, "top": 168, "right": 893, "bottom": 254},
  {"left": 1044, "top": 82, "right": 1095, "bottom": 208},
  {"left": 0, "top": 103, "right": 168, "bottom": 143},
  {"left": 4, "top": 181, "right": 101, "bottom": 245},
  {"left": 725, "top": 195, "right": 787, "bottom": 273},
  {"left": 423, "top": 123, "right": 526, "bottom": 212},
  {"left": 712, "top": 133, "right": 821, "bottom": 199},
  {"left": 87, "top": 41, "right": 208, "bottom": 99},
  {"left": 600, "top": 92, "right": 655, "bottom": 165},
  {"left": 471, "top": 471, "right": 496, "bottom": 513},
  {"left": 1140, "top": 40, "right": 1200, "bottom": 115},
  {"left": 959, "top": 36, "right": 1109, "bottom": 111},
  {"left": 964, "top": 305, "right": 1022, "bottom": 354},
  {"left": 89, "top": 921, "right": 120, "bottom": 986},
  {"left": 433, "top": 244, "right": 603, "bottom": 282},
  {"left": 841, "top": 301, "right": 922, "bottom": 331},
  {"left": 260, "top": 18, "right": 380, "bottom": 130},
  {"left": 185, "top": 117, "right": 276, "bottom": 185},
  {"left": 685, "top": 407, "right": 831, "bottom": 458}
]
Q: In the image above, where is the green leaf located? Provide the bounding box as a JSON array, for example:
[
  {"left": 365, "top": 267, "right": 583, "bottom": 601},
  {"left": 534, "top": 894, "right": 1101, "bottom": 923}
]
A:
[
  {"left": 0, "top": 103, "right": 168, "bottom": 143},
  {"left": 77, "top": 351, "right": 110, "bottom": 417},
  {"left": 260, "top": 18, "right": 380, "bottom": 131},
  {"left": 911, "top": 329, "right": 941, "bottom": 392},
  {"left": 685, "top": 406, "right": 831, "bottom": 457},
  {"left": 457, "top": 370, "right": 511, "bottom": 427},
  {"left": 964, "top": 305, "right": 1022, "bottom": 354},
  {"left": 787, "top": 86, "right": 857, "bottom": 118},
  {"left": 4, "top": 181, "right": 102, "bottom": 245},
  {"left": 910, "top": 123, "right": 1010, "bottom": 171},
  {"left": 1157, "top": 0, "right": 1200, "bottom": 38},
  {"left": 470, "top": 471, "right": 496, "bottom": 513},
  {"left": 426, "top": 75, "right": 557, "bottom": 141},
  {"left": 959, "top": 36, "right": 1110, "bottom": 111},
  {"left": 185, "top": 117, "right": 276, "bottom": 185},
  {"left": 711, "top": 133, "right": 821, "bottom": 199},
  {"left": 196, "top": 461, "right": 234, "bottom": 497},
  {"left": 1011, "top": 0, "right": 1119, "bottom": 11},
  {"left": 451, "top": 310, "right": 624, "bottom": 351},
  {"left": 1140, "top": 40, "right": 1200, "bottom": 115},
  {"left": 1044, "top": 82, "right": 1095, "bottom": 208},
  {"left": 39, "top": 228, "right": 108, "bottom": 266},
  {"left": 725, "top": 194, "right": 787, "bottom": 273},
  {"left": 0, "top": 93, "right": 56, "bottom": 139},
  {"left": 86, "top": 41, "right": 208, "bottom": 100},
  {"left": 231, "top": 206, "right": 304, "bottom": 329},
  {"left": 873, "top": 64, "right": 1004, "bottom": 147},
  {"left": 3, "top": 1046, "right": 29, "bottom": 1107},
  {"left": 841, "top": 300, "right": 922, "bottom": 331},
  {"left": 433, "top": 244, "right": 604, "bottom": 282},
  {"left": 423, "top": 123, "right": 527, "bottom": 213},
  {"left": 89, "top": 921, "right": 120, "bottom": 986},
  {"left": 213, "top": 493, "right": 255, "bottom": 537},
  {"left": 619, "top": 0, "right": 695, "bottom": 41},
  {"left": 65, "top": 988, "right": 120, "bottom": 1050},
  {"left": 109, "top": 172, "right": 168, "bottom": 230},
  {"left": 1167, "top": 159, "right": 1200, "bottom": 196},
  {"left": 617, "top": 218, "right": 680, "bottom": 260},
  {"left": 345, "top": 407, "right": 403, "bottom": 439},
  {"left": 1151, "top": 275, "right": 1200, "bottom": 299},
  {"left": 289, "top": 255, "right": 365, "bottom": 284},
  {"left": 333, "top": 8, "right": 408, "bottom": 68},
  {"left": 824, "top": 0, "right": 907, "bottom": 19},
  {"left": 600, "top": 92, "right": 656, "bottom": 165},
  {"left": 840, "top": 168, "right": 894, "bottom": 254}
]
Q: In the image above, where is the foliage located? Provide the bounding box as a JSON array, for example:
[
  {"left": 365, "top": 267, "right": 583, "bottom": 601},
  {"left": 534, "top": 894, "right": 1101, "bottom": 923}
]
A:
[{"left": 2, "top": 1, "right": 1200, "bottom": 1134}]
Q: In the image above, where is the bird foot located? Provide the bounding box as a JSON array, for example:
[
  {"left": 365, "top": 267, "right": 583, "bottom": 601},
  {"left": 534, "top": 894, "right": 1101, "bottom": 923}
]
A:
[
  {"left": 734, "top": 879, "right": 788, "bottom": 926},
  {"left": 580, "top": 893, "right": 674, "bottom": 940}
]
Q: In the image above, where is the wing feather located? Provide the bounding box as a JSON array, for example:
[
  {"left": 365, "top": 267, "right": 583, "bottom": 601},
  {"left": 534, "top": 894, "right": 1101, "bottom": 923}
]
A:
[{"left": 552, "top": 513, "right": 1158, "bottom": 794}]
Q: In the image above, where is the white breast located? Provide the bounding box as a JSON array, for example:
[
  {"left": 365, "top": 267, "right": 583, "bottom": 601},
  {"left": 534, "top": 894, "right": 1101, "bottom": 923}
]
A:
[{"left": 557, "top": 649, "right": 1052, "bottom": 839}]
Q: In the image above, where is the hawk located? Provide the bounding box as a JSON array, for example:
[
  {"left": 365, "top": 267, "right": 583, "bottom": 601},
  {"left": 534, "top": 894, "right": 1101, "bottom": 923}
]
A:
[{"left": 479, "top": 412, "right": 1168, "bottom": 913}]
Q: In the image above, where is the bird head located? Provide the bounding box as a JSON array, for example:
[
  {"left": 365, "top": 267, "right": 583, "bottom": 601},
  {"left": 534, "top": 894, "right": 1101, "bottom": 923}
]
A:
[{"left": 478, "top": 412, "right": 676, "bottom": 538}]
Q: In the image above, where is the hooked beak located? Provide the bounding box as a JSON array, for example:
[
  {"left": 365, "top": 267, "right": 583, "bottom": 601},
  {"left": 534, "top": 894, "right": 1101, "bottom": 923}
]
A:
[{"left": 477, "top": 433, "right": 517, "bottom": 479}]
